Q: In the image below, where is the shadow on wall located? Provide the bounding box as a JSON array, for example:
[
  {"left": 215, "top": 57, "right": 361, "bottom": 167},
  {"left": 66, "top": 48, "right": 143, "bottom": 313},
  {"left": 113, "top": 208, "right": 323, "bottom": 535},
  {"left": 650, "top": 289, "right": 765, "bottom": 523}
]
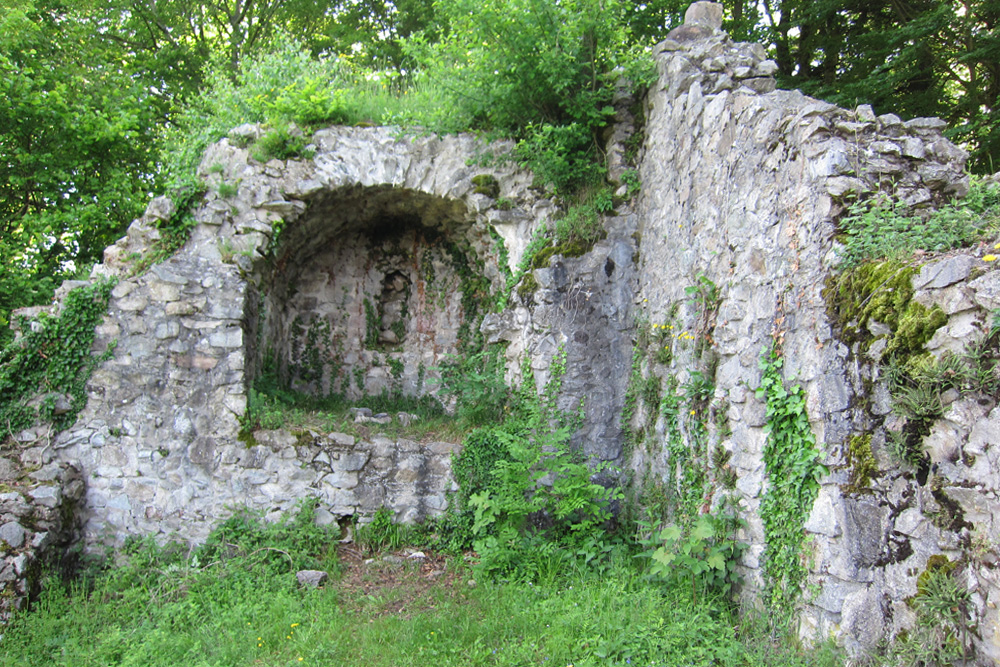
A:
[{"left": 249, "top": 185, "right": 486, "bottom": 402}]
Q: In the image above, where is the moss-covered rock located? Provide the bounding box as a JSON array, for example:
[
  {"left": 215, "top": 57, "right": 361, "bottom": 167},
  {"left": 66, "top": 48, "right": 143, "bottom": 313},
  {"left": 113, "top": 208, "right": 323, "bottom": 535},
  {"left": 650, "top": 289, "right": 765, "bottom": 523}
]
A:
[
  {"left": 471, "top": 174, "right": 500, "bottom": 198},
  {"left": 844, "top": 433, "right": 877, "bottom": 493},
  {"left": 824, "top": 260, "right": 947, "bottom": 357}
]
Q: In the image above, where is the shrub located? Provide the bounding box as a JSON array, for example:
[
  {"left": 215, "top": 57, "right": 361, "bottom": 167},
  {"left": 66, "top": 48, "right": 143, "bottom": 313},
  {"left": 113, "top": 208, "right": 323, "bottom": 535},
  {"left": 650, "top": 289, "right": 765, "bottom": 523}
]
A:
[
  {"left": 837, "top": 178, "right": 1000, "bottom": 266},
  {"left": 251, "top": 125, "right": 312, "bottom": 162},
  {"left": 406, "top": 0, "right": 652, "bottom": 193},
  {"left": 161, "top": 35, "right": 350, "bottom": 189}
]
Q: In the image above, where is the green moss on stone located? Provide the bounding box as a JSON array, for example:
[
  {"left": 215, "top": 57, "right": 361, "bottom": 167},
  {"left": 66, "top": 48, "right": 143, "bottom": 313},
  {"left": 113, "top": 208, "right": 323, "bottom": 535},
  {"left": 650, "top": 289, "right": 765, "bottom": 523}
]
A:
[
  {"left": 824, "top": 260, "right": 947, "bottom": 357},
  {"left": 529, "top": 238, "right": 596, "bottom": 272},
  {"left": 844, "top": 433, "right": 877, "bottom": 493},
  {"left": 471, "top": 174, "right": 500, "bottom": 198},
  {"left": 237, "top": 429, "right": 259, "bottom": 448},
  {"left": 516, "top": 272, "right": 539, "bottom": 300},
  {"left": 889, "top": 302, "right": 949, "bottom": 357}
]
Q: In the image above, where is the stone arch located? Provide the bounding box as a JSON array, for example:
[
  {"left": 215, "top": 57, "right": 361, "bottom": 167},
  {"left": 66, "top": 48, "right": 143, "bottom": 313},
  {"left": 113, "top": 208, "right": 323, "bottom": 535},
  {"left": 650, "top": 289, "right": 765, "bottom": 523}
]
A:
[
  {"left": 52, "top": 126, "right": 555, "bottom": 547},
  {"left": 250, "top": 183, "right": 490, "bottom": 401}
]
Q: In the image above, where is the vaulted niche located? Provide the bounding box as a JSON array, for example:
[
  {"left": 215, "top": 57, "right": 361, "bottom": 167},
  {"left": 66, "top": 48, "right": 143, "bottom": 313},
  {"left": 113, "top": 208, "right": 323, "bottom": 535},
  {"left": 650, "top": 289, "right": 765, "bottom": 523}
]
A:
[{"left": 255, "top": 185, "right": 485, "bottom": 400}]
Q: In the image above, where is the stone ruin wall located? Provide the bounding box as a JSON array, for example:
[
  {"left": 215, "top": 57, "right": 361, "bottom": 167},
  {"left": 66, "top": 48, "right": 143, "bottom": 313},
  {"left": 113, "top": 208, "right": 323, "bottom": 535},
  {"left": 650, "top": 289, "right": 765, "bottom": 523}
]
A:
[
  {"left": 39, "top": 127, "right": 564, "bottom": 550},
  {"left": 2, "top": 2, "right": 999, "bottom": 660},
  {"left": 627, "top": 3, "right": 997, "bottom": 662}
]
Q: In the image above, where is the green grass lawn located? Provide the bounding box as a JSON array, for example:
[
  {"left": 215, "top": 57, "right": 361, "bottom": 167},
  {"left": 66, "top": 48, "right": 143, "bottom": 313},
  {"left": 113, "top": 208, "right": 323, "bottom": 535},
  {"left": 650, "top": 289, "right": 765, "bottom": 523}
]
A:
[{"left": 1, "top": 538, "right": 841, "bottom": 667}]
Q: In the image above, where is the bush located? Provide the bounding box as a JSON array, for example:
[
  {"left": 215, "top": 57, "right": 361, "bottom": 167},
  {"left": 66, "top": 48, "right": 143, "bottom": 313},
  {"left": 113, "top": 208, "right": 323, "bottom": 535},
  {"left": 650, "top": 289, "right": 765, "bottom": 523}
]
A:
[
  {"left": 838, "top": 178, "right": 1000, "bottom": 266},
  {"left": 161, "top": 35, "right": 350, "bottom": 188},
  {"left": 406, "top": 0, "right": 651, "bottom": 193},
  {"left": 438, "top": 347, "right": 510, "bottom": 426}
]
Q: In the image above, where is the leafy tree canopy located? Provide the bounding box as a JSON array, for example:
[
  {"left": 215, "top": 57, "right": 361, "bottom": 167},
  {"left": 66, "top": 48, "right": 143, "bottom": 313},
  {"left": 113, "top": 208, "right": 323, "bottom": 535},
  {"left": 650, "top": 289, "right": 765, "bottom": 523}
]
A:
[{"left": 1, "top": 0, "right": 999, "bottom": 338}]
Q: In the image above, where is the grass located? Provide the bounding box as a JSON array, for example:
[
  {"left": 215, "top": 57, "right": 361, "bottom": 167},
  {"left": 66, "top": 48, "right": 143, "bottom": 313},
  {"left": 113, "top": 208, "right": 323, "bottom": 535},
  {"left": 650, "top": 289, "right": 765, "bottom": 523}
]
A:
[
  {"left": 1, "top": 541, "right": 843, "bottom": 667},
  {"left": 243, "top": 377, "right": 472, "bottom": 444}
]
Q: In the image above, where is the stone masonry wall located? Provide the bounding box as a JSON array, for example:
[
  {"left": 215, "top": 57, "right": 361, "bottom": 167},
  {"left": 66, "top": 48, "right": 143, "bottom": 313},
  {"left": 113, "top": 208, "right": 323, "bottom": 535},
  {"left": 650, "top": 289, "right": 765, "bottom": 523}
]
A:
[
  {"left": 629, "top": 3, "right": 995, "bottom": 662},
  {"left": 8, "top": 2, "right": 1000, "bottom": 659},
  {"left": 46, "top": 127, "right": 561, "bottom": 547}
]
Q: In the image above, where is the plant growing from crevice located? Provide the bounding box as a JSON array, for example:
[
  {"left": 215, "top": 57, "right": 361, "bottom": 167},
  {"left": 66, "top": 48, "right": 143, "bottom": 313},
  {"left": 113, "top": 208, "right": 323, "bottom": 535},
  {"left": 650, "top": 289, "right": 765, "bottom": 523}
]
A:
[
  {"left": 756, "top": 344, "right": 825, "bottom": 625},
  {"left": 216, "top": 181, "right": 239, "bottom": 198},
  {"left": 891, "top": 556, "right": 974, "bottom": 666},
  {"left": 251, "top": 125, "right": 313, "bottom": 162},
  {"left": 836, "top": 184, "right": 996, "bottom": 268}
]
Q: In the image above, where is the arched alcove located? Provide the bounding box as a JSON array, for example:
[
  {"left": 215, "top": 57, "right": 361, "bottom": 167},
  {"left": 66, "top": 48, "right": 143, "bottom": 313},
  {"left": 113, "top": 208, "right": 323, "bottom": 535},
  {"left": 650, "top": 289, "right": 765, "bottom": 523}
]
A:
[{"left": 252, "top": 185, "right": 486, "bottom": 400}]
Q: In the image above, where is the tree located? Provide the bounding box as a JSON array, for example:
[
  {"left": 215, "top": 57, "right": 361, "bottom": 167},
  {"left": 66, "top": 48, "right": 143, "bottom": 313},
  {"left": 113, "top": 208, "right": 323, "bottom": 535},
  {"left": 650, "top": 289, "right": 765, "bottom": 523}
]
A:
[
  {"left": 750, "top": 0, "right": 1000, "bottom": 173},
  {"left": 0, "top": 0, "right": 161, "bottom": 338}
]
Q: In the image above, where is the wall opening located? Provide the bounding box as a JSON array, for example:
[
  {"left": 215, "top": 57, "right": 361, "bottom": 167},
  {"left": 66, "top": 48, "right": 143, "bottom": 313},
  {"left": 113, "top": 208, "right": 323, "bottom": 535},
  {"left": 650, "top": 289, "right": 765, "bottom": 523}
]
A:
[{"left": 251, "top": 185, "right": 484, "bottom": 402}]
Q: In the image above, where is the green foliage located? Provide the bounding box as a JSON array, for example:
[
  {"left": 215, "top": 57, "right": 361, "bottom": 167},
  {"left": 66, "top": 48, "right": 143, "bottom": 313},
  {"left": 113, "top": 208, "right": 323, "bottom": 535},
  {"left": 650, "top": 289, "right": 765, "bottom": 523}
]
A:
[
  {"left": 356, "top": 506, "right": 413, "bottom": 552},
  {"left": 406, "top": 0, "right": 652, "bottom": 193},
  {"left": 2, "top": 499, "right": 339, "bottom": 667},
  {"left": 2, "top": 547, "right": 842, "bottom": 667},
  {"left": 838, "top": 185, "right": 997, "bottom": 267},
  {"left": 250, "top": 124, "right": 313, "bottom": 162},
  {"left": 884, "top": 427, "right": 926, "bottom": 469},
  {"left": 161, "top": 36, "right": 349, "bottom": 189},
  {"left": 438, "top": 346, "right": 510, "bottom": 426},
  {"left": 552, "top": 186, "right": 613, "bottom": 250},
  {"left": 0, "top": 279, "right": 115, "bottom": 436},
  {"left": 198, "top": 497, "right": 339, "bottom": 576},
  {"left": 440, "top": 349, "right": 624, "bottom": 579},
  {"left": 756, "top": 345, "right": 824, "bottom": 624},
  {"left": 127, "top": 182, "right": 207, "bottom": 277},
  {"left": 825, "top": 260, "right": 947, "bottom": 358},
  {"left": 621, "top": 168, "right": 641, "bottom": 197},
  {"left": 890, "top": 557, "right": 973, "bottom": 666},
  {"left": 637, "top": 512, "right": 745, "bottom": 605},
  {"left": 515, "top": 122, "right": 607, "bottom": 194},
  {"left": 216, "top": 181, "right": 239, "bottom": 198},
  {"left": 0, "top": 3, "right": 160, "bottom": 336}
]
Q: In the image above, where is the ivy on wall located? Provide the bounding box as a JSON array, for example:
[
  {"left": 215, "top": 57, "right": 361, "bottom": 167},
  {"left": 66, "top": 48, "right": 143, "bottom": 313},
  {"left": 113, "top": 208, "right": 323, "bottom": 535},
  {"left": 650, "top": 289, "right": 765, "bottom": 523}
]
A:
[
  {"left": 756, "top": 344, "right": 824, "bottom": 622},
  {"left": 0, "top": 279, "right": 116, "bottom": 436}
]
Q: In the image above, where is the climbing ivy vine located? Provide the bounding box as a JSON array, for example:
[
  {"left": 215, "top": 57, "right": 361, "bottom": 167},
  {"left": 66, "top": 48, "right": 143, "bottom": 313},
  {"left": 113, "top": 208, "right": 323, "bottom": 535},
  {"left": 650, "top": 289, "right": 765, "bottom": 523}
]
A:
[
  {"left": 756, "top": 344, "right": 824, "bottom": 623},
  {"left": 0, "top": 279, "right": 116, "bottom": 436}
]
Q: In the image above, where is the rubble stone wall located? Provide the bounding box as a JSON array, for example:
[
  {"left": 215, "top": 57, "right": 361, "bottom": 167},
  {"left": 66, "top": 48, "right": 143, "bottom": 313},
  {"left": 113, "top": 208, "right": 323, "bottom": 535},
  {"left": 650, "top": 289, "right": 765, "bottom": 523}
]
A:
[
  {"left": 628, "top": 4, "right": 996, "bottom": 662},
  {"left": 5, "top": 2, "right": 998, "bottom": 660}
]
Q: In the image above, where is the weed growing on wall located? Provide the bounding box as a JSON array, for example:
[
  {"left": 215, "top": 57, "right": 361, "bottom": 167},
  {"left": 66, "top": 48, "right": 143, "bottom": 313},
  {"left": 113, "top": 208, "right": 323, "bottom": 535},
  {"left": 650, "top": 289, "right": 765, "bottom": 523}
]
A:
[
  {"left": 837, "top": 177, "right": 1000, "bottom": 267},
  {"left": 756, "top": 345, "right": 824, "bottom": 624},
  {"left": 889, "top": 556, "right": 974, "bottom": 665},
  {"left": 0, "top": 279, "right": 115, "bottom": 436},
  {"left": 436, "top": 348, "right": 623, "bottom": 579}
]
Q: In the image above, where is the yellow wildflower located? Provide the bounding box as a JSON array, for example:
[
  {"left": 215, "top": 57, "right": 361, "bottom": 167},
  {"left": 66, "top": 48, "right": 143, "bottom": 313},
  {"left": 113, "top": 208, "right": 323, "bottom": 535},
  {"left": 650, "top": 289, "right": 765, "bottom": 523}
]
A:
[
  {"left": 985, "top": 255, "right": 998, "bottom": 262},
  {"left": 291, "top": 623, "right": 300, "bottom": 628}
]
